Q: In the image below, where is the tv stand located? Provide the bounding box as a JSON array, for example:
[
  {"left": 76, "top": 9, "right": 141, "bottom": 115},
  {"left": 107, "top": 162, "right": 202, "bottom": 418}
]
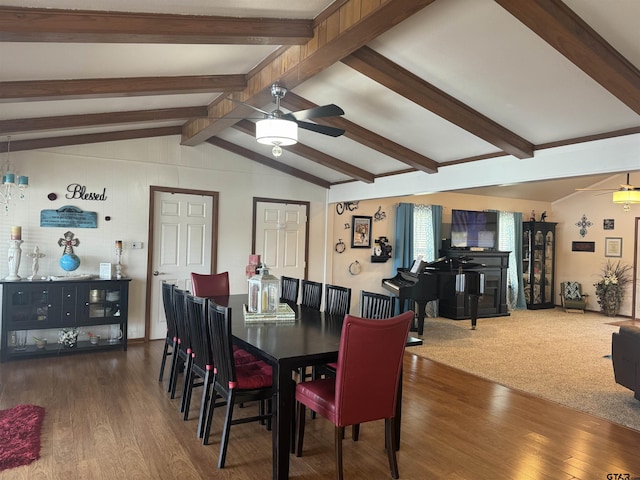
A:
[{"left": 438, "top": 249, "right": 510, "bottom": 320}]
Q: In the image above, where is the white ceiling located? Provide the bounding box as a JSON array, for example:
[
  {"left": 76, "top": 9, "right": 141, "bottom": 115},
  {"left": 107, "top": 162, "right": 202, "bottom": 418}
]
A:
[{"left": 1, "top": 0, "right": 640, "bottom": 201}]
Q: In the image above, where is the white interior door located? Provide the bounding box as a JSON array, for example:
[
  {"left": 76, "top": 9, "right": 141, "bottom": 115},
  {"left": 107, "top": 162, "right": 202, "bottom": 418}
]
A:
[
  {"left": 255, "top": 201, "right": 307, "bottom": 280},
  {"left": 149, "top": 191, "right": 213, "bottom": 340}
]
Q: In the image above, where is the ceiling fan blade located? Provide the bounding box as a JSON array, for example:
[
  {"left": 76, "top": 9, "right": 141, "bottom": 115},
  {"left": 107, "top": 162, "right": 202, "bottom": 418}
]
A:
[
  {"left": 225, "top": 97, "right": 271, "bottom": 116},
  {"left": 283, "top": 104, "right": 344, "bottom": 121},
  {"left": 296, "top": 121, "right": 345, "bottom": 137},
  {"left": 575, "top": 188, "right": 616, "bottom": 191}
]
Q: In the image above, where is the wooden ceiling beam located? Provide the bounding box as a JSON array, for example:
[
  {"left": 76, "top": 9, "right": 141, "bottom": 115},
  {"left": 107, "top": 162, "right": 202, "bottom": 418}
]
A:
[
  {"left": 496, "top": 0, "right": 640, "bottom": 115},
  {"left": 0, "top": 126, "right": 181, "bottom": 153},
  {"left": 232, "top": 120, "right": 375, "bottom": 183},
  {"left": 281, "top": 93, "right": 439, "bottom": 174},
  {"left": 182, "top": 0, "right": 437, "bottom": 146},
  {"left": 0, "top": 76, "right": 246, "bottom": 102},
  {"left": 206, "top": 137, "right": 330, "bottom": 189},
  {"left": 0, "top": 107, "right": 208, "bottom": 135},
  {"left": 0, "top": 7, "right": 313, "bottom": 44},
  {"left": 342, "top": 46, "right": 534, "bottom": 159}
]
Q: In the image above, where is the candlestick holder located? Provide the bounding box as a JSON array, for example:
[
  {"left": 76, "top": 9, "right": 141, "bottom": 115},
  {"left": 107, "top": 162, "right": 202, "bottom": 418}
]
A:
[
  {"left": 7, "top": 239, "right": 24, "bottom": 281},
  {"left": 115, "top": 247, "right": 124, "bottom": 279}
]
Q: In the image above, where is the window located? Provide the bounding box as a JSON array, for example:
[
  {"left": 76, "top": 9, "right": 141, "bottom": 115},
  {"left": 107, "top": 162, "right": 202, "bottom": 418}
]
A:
[{"left": 413, "top": 204, "right": 435, "bottom": 262}]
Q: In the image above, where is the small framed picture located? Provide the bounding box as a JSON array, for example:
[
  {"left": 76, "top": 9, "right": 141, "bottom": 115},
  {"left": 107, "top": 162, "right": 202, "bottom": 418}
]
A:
[
  {"left": 605, "top": 237, "right": 622, "bottom": 257},
  {"left": 351, "top": 215, "right": 372, "bottom": 248},
  {"left": 603, "top": 219, "right": 615, "bottom": 230}
]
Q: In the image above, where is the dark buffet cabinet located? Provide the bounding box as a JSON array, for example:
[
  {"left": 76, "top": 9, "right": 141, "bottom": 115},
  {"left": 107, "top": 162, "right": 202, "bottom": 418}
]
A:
[
  {"left": 0, "top": 278, "right": 130, "bottom": 362},
  {"left": 438, "top": 249, "right": 510, "bottom": 320},
  {"left": 522, "top": 221, "right": 556, "bottom": 309}
]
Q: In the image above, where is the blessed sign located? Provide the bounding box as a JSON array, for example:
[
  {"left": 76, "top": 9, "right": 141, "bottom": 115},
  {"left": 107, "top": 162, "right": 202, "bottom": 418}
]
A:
[{"left": 66, "top": 183, "right": 107, "bottom": 201}]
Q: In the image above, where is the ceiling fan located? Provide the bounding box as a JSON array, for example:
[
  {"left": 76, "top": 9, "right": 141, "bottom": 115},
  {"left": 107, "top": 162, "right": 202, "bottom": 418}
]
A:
[
  {"left": 234, "top": 84, "right": 346, "bottom": 157},
  {"left": 575, "top": 173, "right": 639, "bottom": 192},
  {"left": 576, "top": 173, "right": 640, "bottom": 212}
]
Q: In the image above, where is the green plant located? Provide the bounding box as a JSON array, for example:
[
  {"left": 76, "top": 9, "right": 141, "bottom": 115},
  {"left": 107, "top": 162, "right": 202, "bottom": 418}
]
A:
[{"left": 593, "top": 260, "right": 632, "bottom": 315}]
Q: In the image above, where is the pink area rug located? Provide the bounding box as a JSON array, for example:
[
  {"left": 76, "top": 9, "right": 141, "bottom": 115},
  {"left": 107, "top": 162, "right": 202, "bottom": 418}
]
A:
[{"left": 0, "top": 404, "right": 45, "bottom": 471}]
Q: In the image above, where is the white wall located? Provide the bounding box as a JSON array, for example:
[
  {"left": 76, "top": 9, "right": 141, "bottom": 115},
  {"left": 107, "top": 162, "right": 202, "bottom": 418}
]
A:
[{"left": 0, "top": 135, "right": 327, "bottom": 339}]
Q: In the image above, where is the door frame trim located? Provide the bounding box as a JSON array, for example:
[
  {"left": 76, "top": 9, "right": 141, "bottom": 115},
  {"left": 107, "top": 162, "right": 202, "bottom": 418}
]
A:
[
  {"left": 145, "top": 185, "right": 219, "bottom": 341},
  {"left": 252, "top": 197, "right": 310, "bottom": 280}
]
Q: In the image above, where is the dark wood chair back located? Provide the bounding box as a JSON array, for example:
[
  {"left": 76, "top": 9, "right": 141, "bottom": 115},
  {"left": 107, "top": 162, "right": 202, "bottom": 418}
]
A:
[
  {"left": 359, "top": 290, "right": 396, "bottom": 319},
  {"left": 325, "top": 284, "right": 352, "bottom": 316},
  {"left": 280, "top": 276, "right": 300, "bottom": 305},
  {"left": 300, "top": 279, "right": 323, "bottom": 310}
]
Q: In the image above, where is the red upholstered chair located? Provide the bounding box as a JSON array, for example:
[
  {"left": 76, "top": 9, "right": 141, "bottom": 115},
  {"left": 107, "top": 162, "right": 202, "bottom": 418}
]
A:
[
  {"left": 203, "top": 302, "right": 274, "bottom": 468},
  {"left": 295, "top": 311, "right": 413, "bottom": 480},
  {"left": 191, "top": 271, "right": 230, "bottom": 297}
]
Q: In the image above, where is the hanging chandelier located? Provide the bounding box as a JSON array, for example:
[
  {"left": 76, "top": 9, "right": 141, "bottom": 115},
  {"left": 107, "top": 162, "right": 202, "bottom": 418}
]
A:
[{"left": 0, "top": 137, "right": 29, "bottom": 214}]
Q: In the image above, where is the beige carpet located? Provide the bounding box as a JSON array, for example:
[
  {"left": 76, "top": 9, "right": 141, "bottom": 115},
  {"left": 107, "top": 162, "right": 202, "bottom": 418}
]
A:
[{"left": 407, "top": 307, "right": 640, "bottom": 431}]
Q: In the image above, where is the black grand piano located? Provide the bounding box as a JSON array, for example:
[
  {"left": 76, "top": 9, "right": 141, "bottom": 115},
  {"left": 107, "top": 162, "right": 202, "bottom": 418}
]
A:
[{"left": 382, "top": 256, "right": 485, "bottom": 334}]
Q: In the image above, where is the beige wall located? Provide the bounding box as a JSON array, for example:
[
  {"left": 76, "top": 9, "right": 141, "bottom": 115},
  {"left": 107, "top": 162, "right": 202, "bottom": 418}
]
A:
[
  {"left": 326, "top": 192, "right": 552, "bottom": 315},
  {"left": 553, "top": 177, "right": 638, "bottom": 317},
  {"left": 0, "top": 136, "right": 328, "bottom": 339}
]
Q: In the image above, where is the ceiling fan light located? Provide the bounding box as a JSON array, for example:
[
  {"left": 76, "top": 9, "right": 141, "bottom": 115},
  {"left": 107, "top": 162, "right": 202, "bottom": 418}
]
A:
[
  {"left": 255, "top": 119, "right": 297, "bottom": 146},
  {"left": 612, "top": 190, "right": 640, "bottom": 205}
]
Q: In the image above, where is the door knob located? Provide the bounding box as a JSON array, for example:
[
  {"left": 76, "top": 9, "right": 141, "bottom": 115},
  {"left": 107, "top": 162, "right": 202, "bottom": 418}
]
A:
[{"left": 153, "top": 270, "right": 162, "bottom": 276}]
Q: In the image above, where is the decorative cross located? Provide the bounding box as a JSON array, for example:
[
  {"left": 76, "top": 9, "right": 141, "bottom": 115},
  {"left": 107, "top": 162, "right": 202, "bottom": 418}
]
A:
[
  {"left": 575, "top": 214, "right": 593, "bottom": 238},
  {"left": 58, "top": 230, "right": 80, "bottom": 254}
]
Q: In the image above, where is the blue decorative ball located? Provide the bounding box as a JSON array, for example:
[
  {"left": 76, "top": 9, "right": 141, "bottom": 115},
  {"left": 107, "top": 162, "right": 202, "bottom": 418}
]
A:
[{"left": 59, "top": 253, "right": 81, "bottom": 272}]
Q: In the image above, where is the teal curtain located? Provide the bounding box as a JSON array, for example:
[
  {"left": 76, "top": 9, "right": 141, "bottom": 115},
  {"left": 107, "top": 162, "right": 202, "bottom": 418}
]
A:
[
  {"left": 431, "top": 205, "right": 443, "bottom": 258},
  {"left": 394, "top": 203, "right": 414, "bottom": 271},
  {"left": 513, "top": 212, "right": 526, "bottom": 309}
]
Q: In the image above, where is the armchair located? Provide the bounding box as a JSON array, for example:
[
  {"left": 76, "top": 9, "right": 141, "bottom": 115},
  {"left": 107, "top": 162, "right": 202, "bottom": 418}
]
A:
[
  {"left": 560, "top": 281, "right": 588, "bottom": 313},
  {"left": 612, "top": 325, "right": 640, "bottom": 401}
]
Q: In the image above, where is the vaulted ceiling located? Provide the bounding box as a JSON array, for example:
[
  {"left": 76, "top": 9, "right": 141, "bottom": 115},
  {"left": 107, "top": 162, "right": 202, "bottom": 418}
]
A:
[{"left": 1, "top": 0, "right": 639, "bottom": 200}]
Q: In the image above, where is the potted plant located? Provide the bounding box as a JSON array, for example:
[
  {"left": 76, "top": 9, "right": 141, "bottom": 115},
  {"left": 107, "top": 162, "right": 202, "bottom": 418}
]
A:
[{"left": 594, "top": 260, "right": 632, "bottom": 316}]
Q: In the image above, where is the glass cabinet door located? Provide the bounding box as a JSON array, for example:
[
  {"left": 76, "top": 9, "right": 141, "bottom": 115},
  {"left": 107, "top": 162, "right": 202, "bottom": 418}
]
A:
[
  {"left": 83, "top": 286, "right": 122, "bottom": 322},
  {"left": 5, "top": 285, "right": 62, "bottom": 327}
]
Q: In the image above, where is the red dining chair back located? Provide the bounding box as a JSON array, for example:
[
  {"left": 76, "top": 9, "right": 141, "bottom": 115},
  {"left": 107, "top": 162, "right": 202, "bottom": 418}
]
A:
[
  {"left": 295, "top": 311, "right": 413, "bottom": 480},
  {"left": 191, "top": 271, "right": 230, "bottom": 297}
]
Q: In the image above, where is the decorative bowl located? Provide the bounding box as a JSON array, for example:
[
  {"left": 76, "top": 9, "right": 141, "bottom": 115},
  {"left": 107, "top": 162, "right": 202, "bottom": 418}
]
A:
[{"left": 33, "top": 337, "right": 47, "bottom": 349}]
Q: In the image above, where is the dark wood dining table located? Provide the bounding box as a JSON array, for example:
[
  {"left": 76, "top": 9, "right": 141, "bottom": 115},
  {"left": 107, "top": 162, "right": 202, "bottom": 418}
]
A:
[{"left": 211, "top": 294, "right": 422, "bottom": 480}]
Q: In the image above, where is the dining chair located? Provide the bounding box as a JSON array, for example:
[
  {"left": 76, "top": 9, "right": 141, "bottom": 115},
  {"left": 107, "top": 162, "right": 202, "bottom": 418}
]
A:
[
  {"left": 300, "top": 279, "right": 323, "bottom": 310},
  {"left": 359, "top": 290, "right": 396, "bottom": 319},
  {"left": 203, "top": 302, "right": 274, "bottom": 468},
  {"left": 191, "top": 271, "right": 230, "bottom": 297},
  {"left": 169, "top": 288, "right": 192, "bottom": 412},
  {"left": 295, "top": 311, "right": 413, "bottom": 480},
  {"left": 324, "top": 284, "right": 352, "bottom": 316},
  {"left": 159, "top": 282, "right": 178, "bottom": 388},
  {"left": 321, "top": 290, "right": 396, "bottom": 377},
  {"left": 280, "top": 276, "right": 300, "bottom": 305},
  {"left": 181, "top": 293, "right": 215, "bottom": 437}
]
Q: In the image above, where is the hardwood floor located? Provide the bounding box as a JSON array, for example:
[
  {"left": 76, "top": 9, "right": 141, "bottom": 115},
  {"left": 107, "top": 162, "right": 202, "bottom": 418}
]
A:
[{"left": 1, "top": 341, "right": 639, "bottom": 479}]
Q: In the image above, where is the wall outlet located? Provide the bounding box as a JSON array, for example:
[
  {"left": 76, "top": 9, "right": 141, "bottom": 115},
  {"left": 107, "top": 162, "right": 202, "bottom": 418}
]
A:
[{"left": 128, "top": 242, "right": 143, "bottom": 249}]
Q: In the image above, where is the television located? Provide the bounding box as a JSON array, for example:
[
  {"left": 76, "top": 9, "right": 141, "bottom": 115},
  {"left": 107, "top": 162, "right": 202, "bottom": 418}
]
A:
[{"left": 450, "top": 209, "right": 498, "bottom": 249}]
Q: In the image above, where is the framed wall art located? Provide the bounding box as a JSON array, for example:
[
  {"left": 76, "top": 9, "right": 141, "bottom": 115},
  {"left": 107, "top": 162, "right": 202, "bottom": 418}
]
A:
[
  {"left": 605, "top": 237, "right": 622, "bottom": 257},
  {"left": 603, "top": 219, "right": 615, "bottom": 230},
  {"left": 571, "top": 241, "right": 595, "bottom": 252},
  {"left": 351, "top": 215, "right": 372, "bottom": 248}
]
